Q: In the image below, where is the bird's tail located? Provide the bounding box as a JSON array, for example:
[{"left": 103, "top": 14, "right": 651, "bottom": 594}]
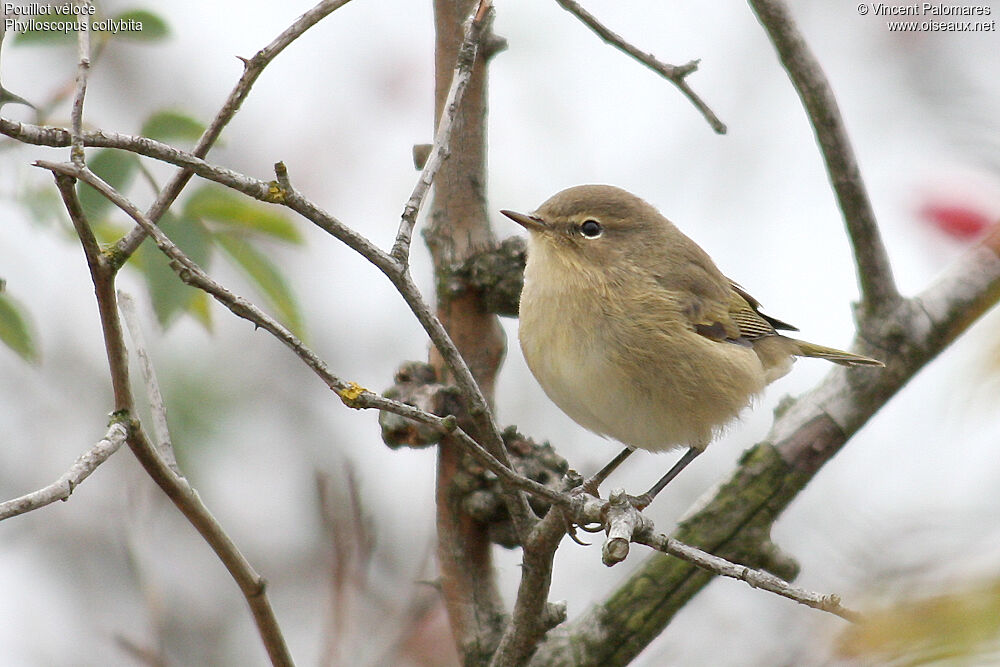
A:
[{"left": 791, "top": 339, "right": 884, "bottom": 367}]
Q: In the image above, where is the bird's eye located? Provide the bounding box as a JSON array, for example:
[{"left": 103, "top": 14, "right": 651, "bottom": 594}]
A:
[{"left": 579, "top": 219, "right": 603, "bottom": 238}]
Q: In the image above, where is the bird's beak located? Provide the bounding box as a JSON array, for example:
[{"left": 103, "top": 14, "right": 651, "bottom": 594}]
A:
[{"left": 501, "top": 209, "right": 548, "bottom": 232}]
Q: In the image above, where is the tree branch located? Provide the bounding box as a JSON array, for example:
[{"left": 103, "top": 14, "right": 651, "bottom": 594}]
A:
[
  {"left": 117, "top": 290, "right": 180, "bottom": 474},
  {"left": 404, "top": 1, "right": 530, "bottom": 660},
  {"left": 553, "top": 0, "right": 726, "bottom": 134},
  {"left": 0, "top": 421, "right": 127, "bottom": 521},
  {"left": 124, "top": 422, "right": 294, "bottom": 667},
  {"left": 489, "top": 508, "right": 568, "bottom": 666},
  {"left": 2, "top": 118, "right": 518, "bottom": 458},
  {"left": 425, "top": 0, "right": 528, "bottom": 661},
  {"left": 69, "top": 0, "right": 91, "bottom": 166},
  {"left": 637, "top": 527, "right": 862, "bottom": 622},
  {"left": 46, "top": 166, "right": 295, "bottom": 667},
  {"left": 748, "top": 0, "right": 900, "bottom": 318},
  {"left": 586, "top": 490, "right": 863, "bottom": 622},
  {"left": 0, "top": 115, "right": 528, "bottom": 526},
  {"left": 53, "top": 172, "right": 133, "bottom": 411},
  {"left": 392, "top": 0, "right": 493, "bottom": 263}
]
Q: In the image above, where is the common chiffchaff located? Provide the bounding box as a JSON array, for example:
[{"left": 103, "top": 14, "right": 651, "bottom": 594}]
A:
[{"left": 502, "top": 185, "right": 883, "bottom": 503}]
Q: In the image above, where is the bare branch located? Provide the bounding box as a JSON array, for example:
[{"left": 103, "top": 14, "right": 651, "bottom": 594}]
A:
[
  {"left": 112, "top": 0, "right": 356, "bottom": 262},
  {"left": 7, "top": 124, "right": 535, "bottom": 535},
  {"left": 52, "top": 173, "right": 134, "bottom": 411},
  {"left": 271, "top": 162, "right": 400, "bottom": 278},
  {"left": 69, "top": 0, "right": 91, "bottom": 165},
  {"left": 489, "top": 510, "right": 568, "bottom": 667},
  {"left": 117, "top": 290, "right": 180, "bottom": 474},
  {"left": 424, "top": 1, "right": 534, "bottom": 656},
  {"left": 635, "top": 523, "right": 863, "bottom": 623},
  {"left": 553, "top": 0, "right": 726, "bottom": 134},
  {"left": 277, "top": 171, "right": 537, "bottom": 536},
  {"left": 582, "top": 490, "right": 863, "bottom": 622},
  {"left": 392, "top": 0, "right": 493, "bottom": 263},
  {"left": 1, "top": 124, "right": 514, "bottom": 478},
  {"left": 125, "top": 423, "right": 294, "bottom": 667},
  {"left": 0, "top": 422, "right": 127, "bottom": 521},
  {"left": 748, "top": 0, "right": 900, "bottom": 317}
]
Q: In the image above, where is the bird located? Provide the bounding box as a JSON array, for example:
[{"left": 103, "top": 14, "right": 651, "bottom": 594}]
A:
[{"left": 501, "top": 184, "right": 883, "bottom": 506}]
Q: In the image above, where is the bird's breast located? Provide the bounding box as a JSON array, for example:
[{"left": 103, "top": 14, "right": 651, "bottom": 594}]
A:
[{"left": 518, "top": 252, "right": 766, "bottom": 451}]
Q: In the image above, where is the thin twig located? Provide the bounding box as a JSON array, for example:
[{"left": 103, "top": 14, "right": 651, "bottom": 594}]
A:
[
  {"left": 69, "top": 0, "right": 91, "bottom": 165},
  {"left": 53, "top": 173, "right": 134, "bottom": 411},
  {"left": 7, "top": 5, "right": 532, "bottom": 533},
  {"left": 570, "top": 490, "right": 862, "bottom": 621},
  {"left": 118, "top": 290, "right": 180, "bottom": 474},
  {"left": 554, "top": 0, "right": 726, "bottom": 134},
  {"left": 748, "top": 0, "right": 900, "bottom": 317},
  {"left": 6, "top": 119, "right": 535, "bottom": 526},
  {"left": 635, "top": 529, "right": 863, "bottom": 623},
  {"left": 112, "top": 0, "right": 356, "bottom": 262},
  {"left": 0, "top": 422, "right": 127, "bottom": 521},
  {"left": 125, "top": 423, "right": 295, "bottom": 666},
  {"left": 489, "top": 510, "right": 568, "bottom": 667},
  {"left": 4, "top": 123, "right": 515, "bottom": 489},
  {"left": 392, "top": 0, "right": 492, "bottom": 262}
]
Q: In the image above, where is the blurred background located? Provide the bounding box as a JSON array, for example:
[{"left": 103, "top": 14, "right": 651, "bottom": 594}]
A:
[{"left": 1, "top": 1, "right": 999, "bottom": 664}]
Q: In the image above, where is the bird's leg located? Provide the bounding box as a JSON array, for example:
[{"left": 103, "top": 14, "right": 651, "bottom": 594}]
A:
[
  {"left": 582, "top": 446, "right": 635, "bottom": 496},
  {"left": 571, "top": 446, "right": 637, "bottom": 536},
  {"left": 633, "top": 447, "right": 702, "bottom": 509}
]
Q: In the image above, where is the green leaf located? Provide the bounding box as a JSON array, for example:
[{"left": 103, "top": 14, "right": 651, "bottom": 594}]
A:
[
  {"left": 214, "top": 232, "right": 304, "bottom": 336},
  {"left": 10, "top": 17, "right": 81, "bottom": 45},
  {"left": 136, "top": 213, "right": 213, "bottom": 328},
  {"left": 0, "top": 292, "right": 38, "bottom": 363},
  {"left": 104, "top": 10, "right": 170, "bottom": 42},
  {"left": 184, "top": 186, "right": 302, "bottom": 243},
  {"left": 141, "top": 110, "right": 206, "bottom": 143},
  {"left": 77, "top": 149, "right": 138, "bottom": 221}
]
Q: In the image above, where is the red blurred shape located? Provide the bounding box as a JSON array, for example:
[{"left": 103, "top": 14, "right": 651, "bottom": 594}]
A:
[{"left": 920, "top": 202, "right": 993, "bottom": 240}]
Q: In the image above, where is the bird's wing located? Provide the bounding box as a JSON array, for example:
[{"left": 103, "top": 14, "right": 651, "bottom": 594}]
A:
[
  {"left": 648, "top": 243, "right": 798, "bottom": 345},
  {"left": 685, "top": 277, "right": 799, "bottom": 346},
  {"left": 728, "top": 281, "right": 798, "bottom": 332}
]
